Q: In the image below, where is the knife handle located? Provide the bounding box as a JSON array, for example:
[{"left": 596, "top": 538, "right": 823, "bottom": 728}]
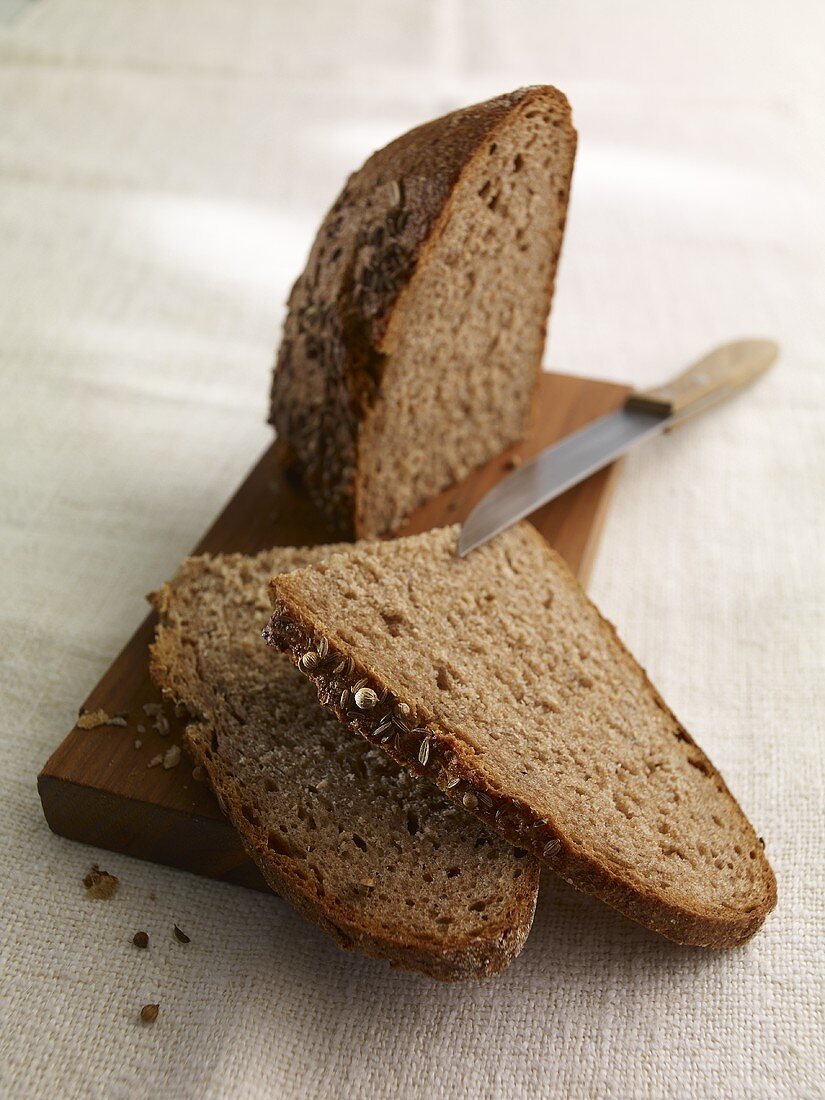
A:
[{"left": 625, "top": 339, "right": 778, "bottom": 425}]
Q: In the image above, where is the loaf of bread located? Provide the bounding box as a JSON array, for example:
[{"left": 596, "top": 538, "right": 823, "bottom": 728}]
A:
[
  {"left": 270, "top": 86, "right": 576, "bottom": 537},
  {"left": 265, "top": 524, "right": 777, "bottom": 948},
  {"left": 149, "top": 545, "right": 540, "bottom": 981}
]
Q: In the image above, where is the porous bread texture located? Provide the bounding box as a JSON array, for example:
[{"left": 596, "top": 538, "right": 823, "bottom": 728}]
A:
[
  {"left": 149, "top": 544, "right": 539, "bottom": 981},
  {"left": 265, "top": 524, "right": 777, "bottom": 948},
  {"left": 270, "top": 86, "right": 576, "bottom": 538}
]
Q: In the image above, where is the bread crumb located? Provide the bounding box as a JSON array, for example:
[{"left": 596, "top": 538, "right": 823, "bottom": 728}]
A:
[
  {"left": 163, "top": 744, "right": 181, "bottom": 770},
  {"left": 134, "top": 739, "right": 142, "bottom": 750},
  {"left": 137, "top": 724, "right": 146, "bottom": 734},
  {"left": 504, "top": 454, "right": 523, "bottom": 471},
  {"left": 83, "top": 863, "right": 119, "bottom": 900},
  {"left": 147, "top": 754, "right": 163, "bottom": 768},
  {"left": 191, "top": 765, "right": 206, "bottom": 783},
  {"left": 77, "top": 708, "right": 128, "bottom": 730}
]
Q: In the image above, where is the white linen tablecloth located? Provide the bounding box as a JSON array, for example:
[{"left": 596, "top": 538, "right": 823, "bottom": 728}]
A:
[{"left": 1, "top": 2, "right": 823, "bottom": 1097}]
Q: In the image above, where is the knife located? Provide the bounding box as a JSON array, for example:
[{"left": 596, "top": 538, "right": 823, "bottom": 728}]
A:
[{"left": 457, "top": 338, "right": 778, "bottom": 557}]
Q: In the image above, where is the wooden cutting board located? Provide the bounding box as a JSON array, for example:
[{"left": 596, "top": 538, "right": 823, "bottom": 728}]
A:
[{"left": 38, "top": 372, "right": 629, "bottom": 892}]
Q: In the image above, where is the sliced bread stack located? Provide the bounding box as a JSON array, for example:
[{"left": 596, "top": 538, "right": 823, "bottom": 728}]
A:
[
  {"left": 150, "top": 546, "right": 540, "bottom": 981},
  {"left": 265, "top": 523, "right": 777, "bottom": 947},
  {"left": 270, "top": 86, "right": 576, "bottom": 538}
]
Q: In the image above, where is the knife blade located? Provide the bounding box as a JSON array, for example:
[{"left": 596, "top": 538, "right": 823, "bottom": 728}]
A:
[{"left": 457, "top": 338, "right": 778, "bottom": 557}]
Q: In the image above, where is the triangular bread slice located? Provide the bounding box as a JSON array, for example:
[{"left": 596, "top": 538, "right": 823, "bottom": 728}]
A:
[
  {"left": 265, "top": 524, "right": 777, "bottom": 947},
  {"left": 149, "top": 545, "right": 539, "bottom": 981}
]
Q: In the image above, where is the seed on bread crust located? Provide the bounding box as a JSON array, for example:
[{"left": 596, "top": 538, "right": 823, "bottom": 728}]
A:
[
  {"left": 387, "top": 179, "right": 403, "bottom": 208},
  {"left": 375, "top": 716, "right": 393, "bottom": 737},
  {"left": 354, "top": 687, "right": 378, "bottom": 710},
  {"left": 299, "top": 651, "right": 319, "bottom": 674}
]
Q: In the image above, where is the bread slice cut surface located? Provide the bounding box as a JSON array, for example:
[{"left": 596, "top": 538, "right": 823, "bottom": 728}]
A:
[
  {"left": 265, "top": 524, "right": 777, "bottom": 947},
  {"left": 149, "top": 544, "right": 540, "bottom": 981}
]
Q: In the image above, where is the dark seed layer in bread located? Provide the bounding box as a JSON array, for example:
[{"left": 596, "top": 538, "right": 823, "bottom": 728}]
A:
[{"left": 265, "top": 524, "right": 777, "bottom": 948}]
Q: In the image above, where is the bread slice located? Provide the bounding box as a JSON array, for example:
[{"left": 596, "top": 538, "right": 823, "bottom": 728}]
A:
[
  {"left": 149, "top": 545, "right": 540, "bottom": 981},
  {"left": 270, "top": 86, "right": 576, "bottom": 538},
  {"left": 265, "top": 524, "right": 777, "bottom": 947}
]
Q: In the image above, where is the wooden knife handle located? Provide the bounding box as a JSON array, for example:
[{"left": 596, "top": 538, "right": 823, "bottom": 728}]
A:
[{"left": 626, "top": 339, "right": 778, "bottom": 424}]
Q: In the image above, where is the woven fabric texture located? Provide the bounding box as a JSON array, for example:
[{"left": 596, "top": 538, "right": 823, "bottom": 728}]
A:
[{"left": 0, "top": 2, "right": 823, "bottom": 1097}]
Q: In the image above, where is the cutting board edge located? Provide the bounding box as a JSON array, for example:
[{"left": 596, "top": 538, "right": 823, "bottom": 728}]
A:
[{"left": 37, "top": 771, "right": 270, "bottom": 892}]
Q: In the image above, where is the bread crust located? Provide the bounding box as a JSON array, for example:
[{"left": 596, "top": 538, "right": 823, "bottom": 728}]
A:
[
  {"left": 149, "top": 558, "right": 539, "bottom": 982},
  {"left": 266, "top": 525, "right": 777, "bottom": 949},
  {"left": 269, "top": 86, "right": 575, "bottom": 537}
]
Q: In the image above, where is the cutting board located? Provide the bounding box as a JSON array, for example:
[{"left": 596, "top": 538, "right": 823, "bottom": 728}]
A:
[{"left": 38, "top": 372, "right": 629, "bottom": 891}]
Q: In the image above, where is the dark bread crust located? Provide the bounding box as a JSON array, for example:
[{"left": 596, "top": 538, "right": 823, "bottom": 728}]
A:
[
  {"left": 149, "top": 551, "right": 539, "bottom": 982},
  {"left": 265, "top": 525, "right": 777, "bottom": 949},
  {"left": 269, "top": 86, "right": 574, "bottom": 536}
]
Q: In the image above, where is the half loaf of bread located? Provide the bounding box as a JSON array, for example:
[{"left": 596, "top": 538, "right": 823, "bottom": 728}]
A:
[{"left": 270, "top": 86, "right": 576, "bottom": 537}]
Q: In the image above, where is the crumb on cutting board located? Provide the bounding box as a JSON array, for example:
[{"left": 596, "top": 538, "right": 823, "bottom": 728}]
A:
[
  {"left": 83, "top": 863, "right": 119, "bottom": 900},
  {"left": 162, "top": 744, "right": 181, "bottom": 770},
  {"left": 77, "top": 708, "right": 128, "bottom": 730},
  {"left": 142, "top": 702, "right": 170, "bottom": 737}
]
